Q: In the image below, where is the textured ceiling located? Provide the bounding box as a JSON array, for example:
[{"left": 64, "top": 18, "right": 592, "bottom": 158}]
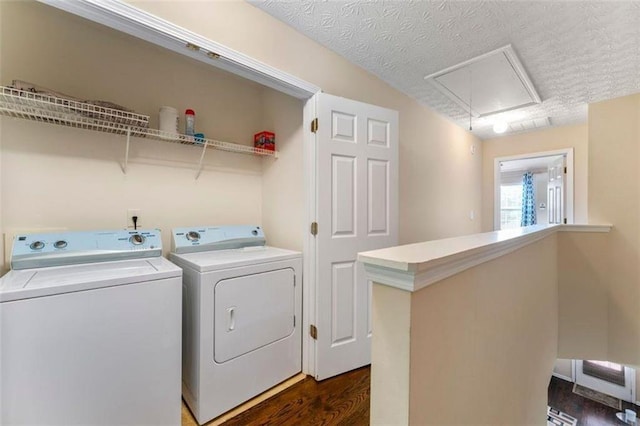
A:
[{"left": 251, "top": 1, "right": 640, "bottom": 139}]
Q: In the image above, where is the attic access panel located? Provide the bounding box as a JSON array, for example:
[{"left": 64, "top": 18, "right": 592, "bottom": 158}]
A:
[{"left": 425, "top": 45, "right": 541, "bottom": 118}]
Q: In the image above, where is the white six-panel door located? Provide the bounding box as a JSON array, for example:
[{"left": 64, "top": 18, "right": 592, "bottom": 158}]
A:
[
  {"left": 548, "top": 156, "right": 566, "bottom": 224},
  {"left": 314, "top": 93, "right": 398, "bottom": 380}
]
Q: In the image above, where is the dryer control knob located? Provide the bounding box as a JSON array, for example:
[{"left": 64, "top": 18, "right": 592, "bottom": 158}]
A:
[
  {"left": 251, "top": 229, "right": 258, "bottom": 236},
  {"left": 129, "top": 234, "right": 145, "bottom": 245},
  {"left": 30, "top": 241, "right": 45, "bottom": 250},
  {"left": 54, "top": 240, "right": 67, "bottom": 249},
  {"left": 186, "top": 231, "right": 201, "bottom": 241}
]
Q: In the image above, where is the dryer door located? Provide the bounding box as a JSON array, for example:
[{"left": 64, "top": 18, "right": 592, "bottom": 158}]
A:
[{"left": 214, "top": 268, "right": 295, "bottom": 363}]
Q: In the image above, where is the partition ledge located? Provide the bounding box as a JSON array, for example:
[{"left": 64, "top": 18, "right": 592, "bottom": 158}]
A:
[{"left": 359, "top": 224, "right": 612, "bottom": 292}]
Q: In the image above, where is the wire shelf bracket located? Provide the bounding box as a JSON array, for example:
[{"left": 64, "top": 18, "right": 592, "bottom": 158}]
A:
[
  {"left": 122, "top": 128, "right": 131, "bottom": 174},
  {"left": 195, "top": 142, "right": 208, "bottom": 180}
]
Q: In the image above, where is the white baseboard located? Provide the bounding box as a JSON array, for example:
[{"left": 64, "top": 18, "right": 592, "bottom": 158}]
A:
[{"left": 552, "top": 372, "right": 575, "bottom": 382}]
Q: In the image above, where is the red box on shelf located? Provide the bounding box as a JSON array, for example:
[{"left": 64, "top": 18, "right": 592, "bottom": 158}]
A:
[{"left": 254, "top": 131, "right": 275, "bottom": 151}]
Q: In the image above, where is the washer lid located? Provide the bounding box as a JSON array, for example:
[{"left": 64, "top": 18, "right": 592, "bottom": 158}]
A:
[
  {"left": 169, "top": 246, "right": 301, "bottom": 273},
  {"left": 0, "top": 257, "right": 181, "bottom": 302}
]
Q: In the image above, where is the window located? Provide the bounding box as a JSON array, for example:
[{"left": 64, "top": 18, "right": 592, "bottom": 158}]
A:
[
  {"left": 500, "top": 184, "right": 522, "bottom": 229},
  {"left": 583, "top": 360, "right": 625, "bottom": 386},
  {"left": 575, "top": 360, "right": 636, "bottom": 401}
]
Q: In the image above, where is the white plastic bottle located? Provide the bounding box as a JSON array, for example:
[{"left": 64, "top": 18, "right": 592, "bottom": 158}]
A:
[
  {"left": 185, "top": 109, "right": 195, "bottom": 136},
  {"left": 159, "top": 106, "right": 178, "bottom": 139}
]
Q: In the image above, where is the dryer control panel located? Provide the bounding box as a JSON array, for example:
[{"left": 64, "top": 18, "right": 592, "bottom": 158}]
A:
[
  {"left": 11, "top": 229, "right": 163, "bottom": 270},
  {"left": 171, "top": 225, "right": 265, "bottom": 254}
]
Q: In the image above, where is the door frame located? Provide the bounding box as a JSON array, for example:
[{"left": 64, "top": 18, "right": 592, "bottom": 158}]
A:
[
  {"left": 493, "top": 148, "right": 574, "bottom": 230},
  {"left": 302, "top": 94, "right": 320, "bottom": 377}
]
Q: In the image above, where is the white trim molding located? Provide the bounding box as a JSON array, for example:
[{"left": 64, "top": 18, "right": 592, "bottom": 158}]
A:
[
  {"left": 38, "top": 0, "right": 320, "bottom": 100},
  {"left": 302, "top": 93, "right": 320, "bottom": 376},
  {"left": 359, "top": 224, "right": 611, "bottom": 293},
  {"left": 559, "top": 224, "right": 612, "bottom": 233},
  {"left": 552, "top": 372, "right": 574, "bottom": 382}
]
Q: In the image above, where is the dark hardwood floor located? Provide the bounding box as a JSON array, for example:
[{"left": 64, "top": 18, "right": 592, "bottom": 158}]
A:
[
  {"left": 184, "top": 368, "right": 639, "bottom": 426},
  {"left": 548, "top": 376, "right": 636, "bottom": 426},
  {"left": 220, "top": 366, "right": 370, "bottom": 426}
]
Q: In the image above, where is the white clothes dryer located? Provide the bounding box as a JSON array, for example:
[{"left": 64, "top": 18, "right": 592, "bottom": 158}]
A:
[
  {"left": 0, "top": 229, "right": 182, "bottom": 426},
  {"left": 169, "top": 225, "right": 302, "bottom": 425}
]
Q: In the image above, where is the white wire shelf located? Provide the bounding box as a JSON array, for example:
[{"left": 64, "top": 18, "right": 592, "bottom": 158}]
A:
[
  {"left": 0, "top": 86, "right": 279, "bottom": 170},
  {"left": 140, "top": 127, "right": 278, "bottom": 157},
  {"left": 1, "top": 86, "right": 150, "bottom": 128}
]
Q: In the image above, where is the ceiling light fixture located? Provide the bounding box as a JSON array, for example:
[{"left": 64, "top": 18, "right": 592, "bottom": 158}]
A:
[{"left": 493, "top": 121, "right": 508, "bottom": 134}]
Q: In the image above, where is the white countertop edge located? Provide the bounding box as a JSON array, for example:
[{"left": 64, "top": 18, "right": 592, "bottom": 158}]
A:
[{"left": 359, "top": 224, "right": 611, "bottom": 292}]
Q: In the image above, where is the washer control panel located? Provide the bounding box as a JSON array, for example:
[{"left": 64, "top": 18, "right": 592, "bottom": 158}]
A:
[
  {"left": 11, "top": 229, "right": 163, "bottom": 270},
  {"left": 171, "top": 225, "right": 265, "bottom": 254}
]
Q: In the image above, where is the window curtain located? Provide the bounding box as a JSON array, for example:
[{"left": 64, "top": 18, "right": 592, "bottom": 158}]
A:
[{"left": 521, "top": 172, "right": 536, "bottom": 226}]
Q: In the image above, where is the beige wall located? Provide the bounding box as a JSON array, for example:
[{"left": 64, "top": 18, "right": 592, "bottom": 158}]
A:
[
  {"left": 559, "top": 228, "right": 639, "bottom": 399},
  {"left": 587, "top": 94, "right": 640, "bottom": 367},
  {"left": 128, "top": 0, "right": 483, "bottom": 244},
  {"left": 482, "top": 124, "right": 588, "bottom": 231},
  {"left": 260, "top": 89, "right": 304, "bottom": 251},
  {"left": 0, "top": 2, "right": 281, "bottom": 270},
  {"left": 483, "top": 95, "right": 640, "bottom": 384},
  {"left": 557, "top": 232, "right": 610, "bottom": 361},
  {"left": 407, "top": 235, "right": 558, "bottom": 425}
]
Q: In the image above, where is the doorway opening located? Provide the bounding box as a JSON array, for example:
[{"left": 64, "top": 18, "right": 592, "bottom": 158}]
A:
[{"left": 493, "top": 149, "right": 574, "bottom": 230}]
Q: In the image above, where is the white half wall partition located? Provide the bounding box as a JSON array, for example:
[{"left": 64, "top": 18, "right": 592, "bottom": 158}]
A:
[{"left": 359, "top": 224, "right": 612, "bottom": 426}]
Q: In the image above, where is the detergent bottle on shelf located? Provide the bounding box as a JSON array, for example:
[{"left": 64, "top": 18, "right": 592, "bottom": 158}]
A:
[{"left": 185, "top": 109, "right": 195, "bottom": 136}]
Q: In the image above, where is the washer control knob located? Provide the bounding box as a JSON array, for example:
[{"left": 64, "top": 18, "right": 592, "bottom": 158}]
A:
[
  {"left": 54, "top": 240, "right": 67, "bottom": 249},
  {"left": 30, "top": 241, "right": 45, "bottom": 250},
  {"left": 186, "top": 231, "right": 201, "bottom": 241},
  {"left": 129, "top": 234, "right": 145, "bottom": 245},
  {"left": 252, "top": 229, "right": 258, "bottom": 236}
]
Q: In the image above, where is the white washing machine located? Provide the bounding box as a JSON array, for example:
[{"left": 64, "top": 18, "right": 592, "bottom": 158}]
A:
[
  {"left": 0, "top": 229, "right": 182, "bottom": 426},
  {"left": 169, "top": 225, "right": 302, "bottom": 425}
]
